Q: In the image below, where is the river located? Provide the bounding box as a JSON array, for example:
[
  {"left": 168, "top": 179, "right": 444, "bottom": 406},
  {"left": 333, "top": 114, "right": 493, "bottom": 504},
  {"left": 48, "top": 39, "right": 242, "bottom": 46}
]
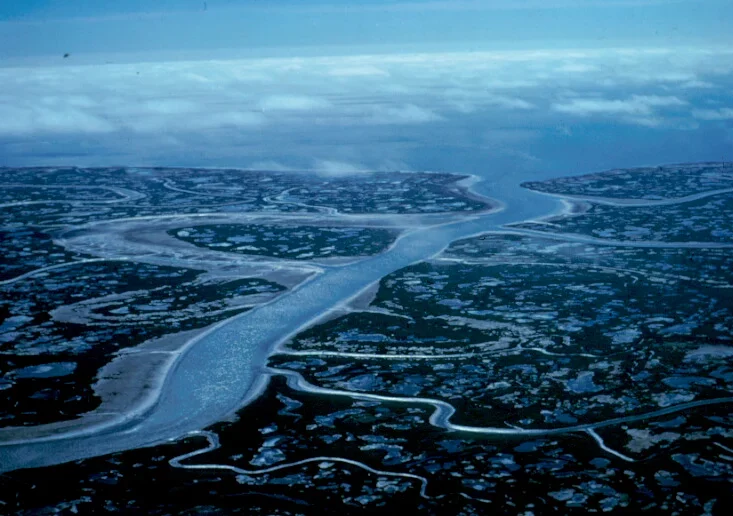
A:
[{"left": 0, "top": 178, "right": 560, "bottom": 472}]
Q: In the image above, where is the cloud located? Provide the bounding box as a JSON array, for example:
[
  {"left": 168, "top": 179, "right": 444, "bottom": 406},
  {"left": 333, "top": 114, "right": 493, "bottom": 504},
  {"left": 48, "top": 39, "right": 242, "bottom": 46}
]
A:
[
  {"left": 0, "top": 46, "right": 731, "bottom": 163},
  {"left": 556, "top": 63, "right": 600, "bottom": 73},
  {"left": 248, "top": 160, "right": 298, "bottom": 172},
  {"left": 249, "top": 158, "right": 411, "bottom": 175},
  {"left": 552, "top": 95, "right": 686, "bottom": 117},
  {"left": 247, "top": 159, "right": 371, "bottom": 176},
  {"left": 311, "top": 160, "right": 370, "bottom": 177},
  {"left": 327, "top": 66, "right": 390, "bottom": 77},
  {"left": 197, "top": 111, "right": 266, "bottom": 128},
  {"left": 367, "top": 104, "right": 443, "bottom": 124},
  {"left": 692, "top": 107, "right": 733, "bottom": 120},
  {"left": 448, "top": 93, "right": 535, "bottom": 113},
  {"left": 119, "top": 107, "right": 265, "bottom": 133},
  {"left": 0, "top": 104, "right": 114, "bottom": 135},
  {"left": 258, "top": 95, "right": 331, "bottom": 112},
  {"left": 39, "top": 95, "right": 98, "bottom": 108},
  {"left": 674, "top": 80, "right": 715, "bottom": 89},
  {"left": 139, "top": 99, "right": 199, "bottom": 115},
  {"left": 551, "top": 95, "right": 688, "bottom": 125}
]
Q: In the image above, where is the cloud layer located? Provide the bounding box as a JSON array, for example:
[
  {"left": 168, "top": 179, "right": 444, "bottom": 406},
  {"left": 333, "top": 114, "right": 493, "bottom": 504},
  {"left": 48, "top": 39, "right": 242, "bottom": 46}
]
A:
[{"left": 1, "top": 46, "right": 732, "bottom": 169}]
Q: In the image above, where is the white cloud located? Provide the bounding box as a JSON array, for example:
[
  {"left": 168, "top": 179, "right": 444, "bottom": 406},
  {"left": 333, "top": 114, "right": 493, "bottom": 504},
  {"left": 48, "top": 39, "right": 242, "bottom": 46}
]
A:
[
  {"left": 444, "top": 87, "right": 535, "bottom": 113},
  {"left": 0, "top": 46, "right": 731, "bottom": 161},
  {"left": 311, "top": 159, "right": 370, "bottom": 176},
  {"left": 556, "top": 63, "right": 600, "bottom": 73},
  {"left": 248, "top": 160, "right": 297, "bottom": 172},
  {"left": 663, "top": 79, "right": 715, "bottom": 90},
  {"left": 39, "top": 95, "right": 98, "bottom": 108},
  {"left": 120, "top": 108, "right": 264, "bottom": 133},
  {"left": 367, "top": 104, "right": 443, "bottom": 124},
  {"left": 0, "top": 104, "right": 114, "bottom": 135},
  {"left": 327, "top": 66, "right": 390, "bottom": 77},
  {"left": 199, "top": 111, "right": 266, "bottom": 128},
  {"left": 258, "top": 95, "right": 331, "bottom": 112},
  {"left": 692, "top": 107, "right": 733, "bottom": 120},
  {"left": 140, "top": 99, "right": 199, "bottom": 115},
  {"left": 485, "top": 95, "right": 534, "bottom": 111},
  {"left": 247, "top": 159, "right": 373, "bottom": 176},
  {"left": 552, "top": 95, "right": 686, "bottom": 117}
]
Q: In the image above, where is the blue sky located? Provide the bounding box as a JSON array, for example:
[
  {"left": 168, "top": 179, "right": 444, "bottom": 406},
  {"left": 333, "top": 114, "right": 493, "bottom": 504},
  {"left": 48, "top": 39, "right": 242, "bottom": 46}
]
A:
[
  {"left": 1, "top": 1, "right": 732, "bottom": 179},
  {"left": 2, "top": 1, "right": 732, "bottom": 60}
]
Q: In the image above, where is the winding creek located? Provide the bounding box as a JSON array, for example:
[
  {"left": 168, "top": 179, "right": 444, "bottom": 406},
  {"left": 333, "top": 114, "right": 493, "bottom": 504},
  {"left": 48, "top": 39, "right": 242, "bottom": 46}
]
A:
[{"left": 1, "top": 176, "right": 731, "bottom": 476}]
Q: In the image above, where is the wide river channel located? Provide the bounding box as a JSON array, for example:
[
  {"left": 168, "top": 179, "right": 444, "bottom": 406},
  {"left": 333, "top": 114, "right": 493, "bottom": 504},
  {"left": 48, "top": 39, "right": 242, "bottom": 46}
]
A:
[{"left": 0, "top": 178, "right": 560, "bottom": 472}]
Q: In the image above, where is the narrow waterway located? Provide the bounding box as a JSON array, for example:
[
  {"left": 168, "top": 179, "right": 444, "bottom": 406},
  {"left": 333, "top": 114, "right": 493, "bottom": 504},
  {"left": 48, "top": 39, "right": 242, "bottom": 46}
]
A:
[{"left": 0, "top": 179, "right": 559, "bottom": 473}]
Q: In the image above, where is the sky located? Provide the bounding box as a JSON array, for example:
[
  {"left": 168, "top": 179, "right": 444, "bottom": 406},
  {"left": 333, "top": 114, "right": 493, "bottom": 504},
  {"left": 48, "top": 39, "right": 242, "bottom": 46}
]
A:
[
  {"left": 1, "top": 1, "right": 732, "bottom": 181},
  {"left": 2, "top": 0, "right": 732, "bottom": 60}
]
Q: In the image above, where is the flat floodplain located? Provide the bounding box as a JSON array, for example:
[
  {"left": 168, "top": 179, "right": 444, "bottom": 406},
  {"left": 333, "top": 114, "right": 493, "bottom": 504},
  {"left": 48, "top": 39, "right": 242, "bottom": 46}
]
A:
[
  {"left": 169, "top": 224, "right": 400, "bottom": 260},
  {"left": 1, "top": 164, "right": 732, "bottom": 513}
]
